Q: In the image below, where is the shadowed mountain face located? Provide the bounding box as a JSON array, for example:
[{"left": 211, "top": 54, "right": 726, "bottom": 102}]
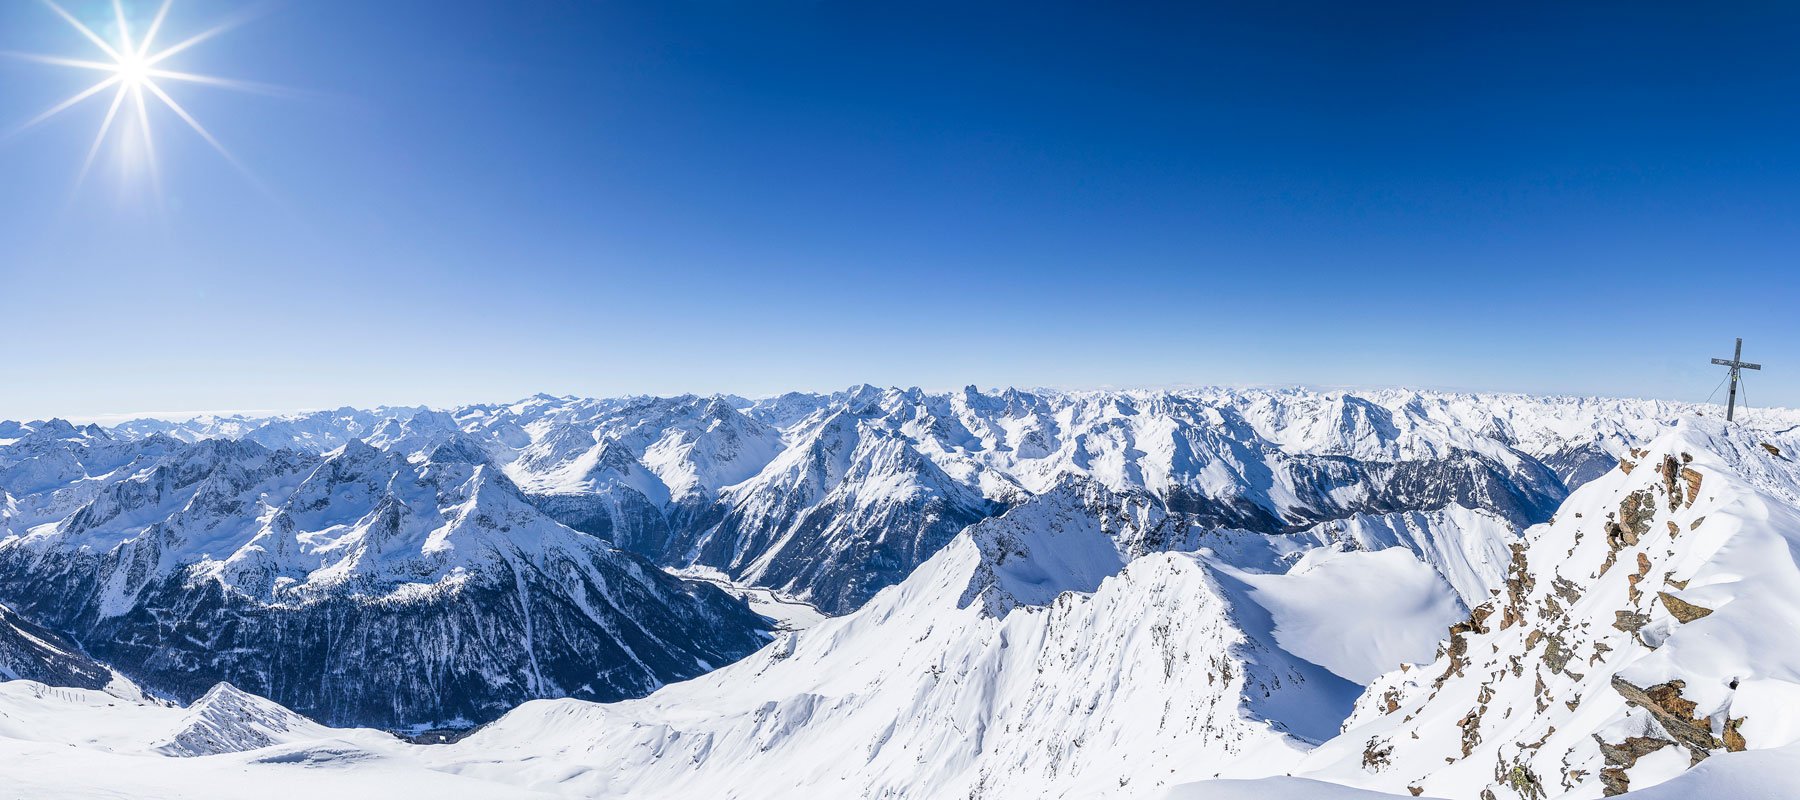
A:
[
  {"left": 0, "top": 602, "right": 113, "bottom": 690},
  {"left": 0, "top": 429, "right": 771, "bottom": 729}
]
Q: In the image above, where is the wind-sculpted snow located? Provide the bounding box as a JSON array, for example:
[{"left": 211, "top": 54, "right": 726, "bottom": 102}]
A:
[
  {"left": 0, "top": 432, "right": 772, "bottom": 728},
  {"left": 1290, "top": 506, "right": 1518, "bottom": 610}
]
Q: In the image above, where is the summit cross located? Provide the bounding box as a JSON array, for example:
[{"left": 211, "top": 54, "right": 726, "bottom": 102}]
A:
[{"left": 1710, "top": 337, "right": 1761, "bottom": 422}]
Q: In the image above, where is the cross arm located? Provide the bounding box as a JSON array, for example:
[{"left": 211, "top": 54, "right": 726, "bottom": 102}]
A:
[{"left": 1712, "top": 358, "right": 1762, "bottom": 370}]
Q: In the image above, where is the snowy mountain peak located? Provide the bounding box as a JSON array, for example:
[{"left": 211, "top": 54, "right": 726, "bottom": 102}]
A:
[
  {"left": 957, "top": 479, "right": 1135, "bottom": 615},
  {"left": 423, "top": 434, "right": 492, "bottom": 467}
]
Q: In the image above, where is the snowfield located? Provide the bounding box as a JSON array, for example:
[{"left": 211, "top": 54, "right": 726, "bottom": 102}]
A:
[{"left": 2, "top": 389, "right": 1799, "bottom": 797}]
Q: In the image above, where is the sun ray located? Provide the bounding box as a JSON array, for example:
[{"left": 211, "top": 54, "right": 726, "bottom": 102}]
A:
[
  {"left": 0, "top": 52, "right": 117, "bottom": 72},
  {"left": 112, "top": 0, "right": 136, "bottom": 58},
  {"left": 137, "top": 0, "right": 175, "bottom": 59},
  {"left": 145, "top": 68, "right": 289, "bottom": 96},
  {"left": 40, "top": 0, "right": 122, "bottom": 62},
  {"left": 132, "top": 83, "right": 162, "bottom": 197},
  {"left": 132, "top": 85, "right": 153, "bottom": 158},
  {"left": 76, "top": 83, "right": 128, "bottom": 187},
  {"left": 144, "top": 17, "right": 247, "bottom": 67},
  {"left": 9, "top": 73, "right": 123, "bottom": 138},
  {"left": 142, "top": 78, "right": 237, "bottom": 167}
]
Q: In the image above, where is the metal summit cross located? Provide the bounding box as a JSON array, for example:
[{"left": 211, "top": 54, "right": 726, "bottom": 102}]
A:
[{"left": 1710, "top": 337, "right": 1762, "bottom": 422}]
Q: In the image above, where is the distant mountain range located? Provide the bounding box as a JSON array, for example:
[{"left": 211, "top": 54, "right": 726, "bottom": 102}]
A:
[{"left": 0, "top": 387, "right": 1788, "bottom": 734}]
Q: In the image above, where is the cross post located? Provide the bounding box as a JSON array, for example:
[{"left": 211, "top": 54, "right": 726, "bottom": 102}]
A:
[{"left": 1710, "top": 337, "right": 1761, "bottom": 422}]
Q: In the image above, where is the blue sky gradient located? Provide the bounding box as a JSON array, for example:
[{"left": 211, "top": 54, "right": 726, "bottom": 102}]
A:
[{"left": 2, "top": 1, "right": 1797, "bottom": 420}]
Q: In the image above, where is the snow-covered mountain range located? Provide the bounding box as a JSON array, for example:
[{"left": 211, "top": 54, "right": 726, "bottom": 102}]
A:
[
  {"left": 70, "top": 387, "right": 1744, "bottom": 616},
  {"left": 3, "top": 386, "right": 1799, "bottom": 798}
]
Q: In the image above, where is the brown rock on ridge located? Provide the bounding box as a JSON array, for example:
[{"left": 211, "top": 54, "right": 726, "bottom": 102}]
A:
[
  {"left": 1657, "top": 592, "right": 1714, "bottom": 623},
  {"left": 1609, "top": 677, "right": 1718, "bottom": 757},
  {"left": 1610, "top": 491, "right": 1655, "bottom": 548},
  {"left": 1659, "top": 457, "right": 1684, "bottom": 511},
  {"left": 1627, "top": 553, "right": 1652, "bottom": 604},
  {"left": 1723, "top": 716, "right": 1748, "bottom": 752},
  {"left": 1678, "top": 467, "right": 1703, "bottom": 507},
  {"left": 1594, "top": 734, "right": 1674, "bottom": 796}
]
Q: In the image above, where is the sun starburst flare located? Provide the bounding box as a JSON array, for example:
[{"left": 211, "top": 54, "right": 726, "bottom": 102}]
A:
[{"left": 6, "top": 0, "right": 264, "bottom": 191}]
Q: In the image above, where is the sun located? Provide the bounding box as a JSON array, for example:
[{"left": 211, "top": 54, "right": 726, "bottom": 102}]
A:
[
  {"left": 115, "top": 52, "right": 152, "bottom": 87},
  {"left": 6, "top": 0, "right": 259, "bottom": 189}
]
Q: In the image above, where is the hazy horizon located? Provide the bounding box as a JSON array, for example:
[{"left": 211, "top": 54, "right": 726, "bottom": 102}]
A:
[{"left": 22, "top": 379, "right": 1782, "bottom": 428}]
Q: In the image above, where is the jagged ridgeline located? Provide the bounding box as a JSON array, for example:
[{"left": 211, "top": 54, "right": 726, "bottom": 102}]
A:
[{"left": 0, "top": 389, "right": 1767, "bottom": 729}]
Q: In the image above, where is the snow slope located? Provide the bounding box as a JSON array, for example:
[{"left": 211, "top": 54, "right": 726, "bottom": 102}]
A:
[
  {"left": 1227, "top": 547, "right": 1465, "bottom": 685},
  {"left": 0, "top": 680, "right": 551, "bottom": 799},
  {"left": 5, "top": 675, "right": 1786, "bottom": 800},
  {"left": 1289, "top": 418, "right": 1800, "bottom": 798},
  {"left": 1171, "top": 741, "right": 1800, "bottom": 800}
]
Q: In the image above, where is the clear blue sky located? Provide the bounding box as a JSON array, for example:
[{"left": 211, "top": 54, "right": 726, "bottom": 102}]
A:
[{"left": 2, "top": 0, "right": 1797, "bottom": 420}]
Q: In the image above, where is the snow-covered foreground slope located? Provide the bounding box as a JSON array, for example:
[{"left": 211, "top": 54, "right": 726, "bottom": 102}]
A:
[
  {"left": 0, "top": 680, "right": 553, "bottom": 799},
  {"left": 1170, "top": 742, "right": 1800, "bottom": 799},
  {"left": 7, "top": 679, "right": 1790, "bottom": 800}
]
